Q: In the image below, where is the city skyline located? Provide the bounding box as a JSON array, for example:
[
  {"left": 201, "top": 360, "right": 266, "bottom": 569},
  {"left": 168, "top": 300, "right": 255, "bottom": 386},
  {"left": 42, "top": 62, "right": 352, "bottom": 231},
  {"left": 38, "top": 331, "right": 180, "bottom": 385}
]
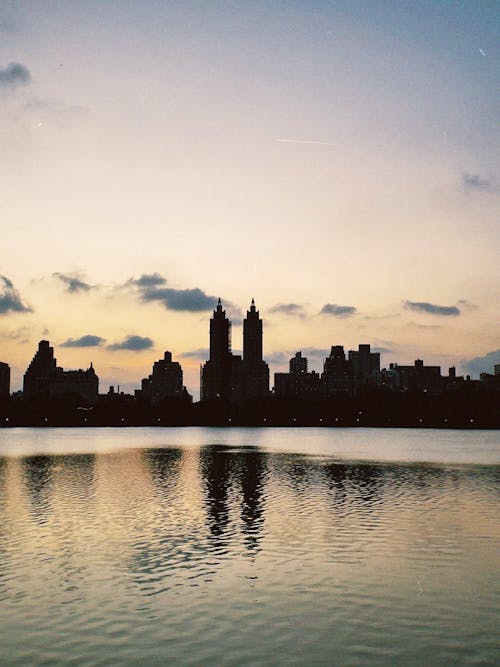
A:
[
  {"left": 1, "top": 1, "right": 499, "bottom": 397},
  {"left": 2, "top": 296, "right": 499, "bottom": 404}
]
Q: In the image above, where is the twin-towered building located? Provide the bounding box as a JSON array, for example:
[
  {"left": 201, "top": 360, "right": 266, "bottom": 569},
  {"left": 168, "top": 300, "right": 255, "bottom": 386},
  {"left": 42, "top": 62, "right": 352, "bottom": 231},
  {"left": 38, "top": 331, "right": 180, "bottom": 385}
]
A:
[
  {"left": 201, "top": 300, "right": 383, "bottom": 401},
  {"left": 201, "top": 299, "right": 270, "bottom": 402}
]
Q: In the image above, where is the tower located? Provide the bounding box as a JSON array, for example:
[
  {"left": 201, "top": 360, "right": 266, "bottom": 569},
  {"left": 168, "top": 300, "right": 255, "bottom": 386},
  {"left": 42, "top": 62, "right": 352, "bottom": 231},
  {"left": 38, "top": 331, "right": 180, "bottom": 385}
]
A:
[
  {"left": 242, "top": 299, "right": 269, "bottom": 399},
  {"left": 243, "top": 298, "right": 263, "bottom": 364},
  {"left": 210, "top": 298, "right": 231, "bottom": 361}
]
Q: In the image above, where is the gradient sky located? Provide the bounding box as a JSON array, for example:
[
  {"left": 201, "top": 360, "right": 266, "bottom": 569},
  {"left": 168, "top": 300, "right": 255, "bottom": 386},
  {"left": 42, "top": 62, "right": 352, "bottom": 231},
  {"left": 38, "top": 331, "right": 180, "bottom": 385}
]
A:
[{"left": 0, "top": 1, "right": 499, "bottom": 397}]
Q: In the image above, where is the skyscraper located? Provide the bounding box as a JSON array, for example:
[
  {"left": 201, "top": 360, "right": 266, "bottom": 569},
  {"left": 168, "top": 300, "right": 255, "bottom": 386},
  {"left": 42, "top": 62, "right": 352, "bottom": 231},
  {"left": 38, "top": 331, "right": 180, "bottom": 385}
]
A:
[
  {"left": 243, "top": 299, "right": 262, "bottom": 364},
  {"left": 0, "top": 362, "right": 10, "bottom": 397},
  {"left": 210, "top": 298, "right": 232, "bottom": 361},
  {"left": 201, "top": 300, "right": 236, "bottom": 401},
  {"left": 201, "top": 299, "right": 269, "bottom": 402},
  {"left": 242, "top": 299, "right": 269, "bottom": 398}
]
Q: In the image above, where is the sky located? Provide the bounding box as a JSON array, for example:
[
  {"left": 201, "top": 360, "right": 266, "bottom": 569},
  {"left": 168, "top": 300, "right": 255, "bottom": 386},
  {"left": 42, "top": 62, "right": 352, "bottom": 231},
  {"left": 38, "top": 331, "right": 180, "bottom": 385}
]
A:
[{"left": 0, "top": 0, "right": 499, "bottom": 397}]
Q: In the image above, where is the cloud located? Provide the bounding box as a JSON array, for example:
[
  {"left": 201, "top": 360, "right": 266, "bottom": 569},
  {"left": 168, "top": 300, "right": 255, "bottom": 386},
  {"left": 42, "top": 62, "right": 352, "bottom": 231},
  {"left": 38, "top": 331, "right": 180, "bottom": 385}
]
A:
[
  {"left": 462, "top": 173, "right": 496, "bottom": 193},
  {"left": 404, "top": 301, "right": 460, "bottom": 316},
  {"left": 179, "top": 348, "right": 209, "bottom": 359},
  {"left": 128, "top": 273, "right": 242, "bottom": 319},
  {"left": 129, "top": 273, "right": 167, "bottom": 288},
  {"left": 53, "top": 272, "right": 94, "bottom": 294},
  {"left": 372, "top": 346, "right": 393, "bottom": 354},
  {"left": 61, "top": 335, "right": 106, "bottom": 348},
  {"left": 266, "top": 351, "right": 290, "bottom": 365},
  {"left": 0, "top": 275, "right": 32, "bottom": 314},
  {"left": 0, "top": 326, "right": 30, "bottom": 343},
  {"left": 142, "top": 286, "right": 218, "bottom": 311},
  {"left": 320, "top": 304, "right": 357, "bottom": 317},
  {"left": 302, "top": 347, "right": 330, "bottom": 359},
  {"left": 269, "top": 303, "right": 306, "bottom": 317},
  {"left": 107, "top": 335, "right": 154, "bottom": 351},
  {"left": 463, "top": 350, "right": 500, "bottom": 377},
  {"left": 458, "top": 299, "right": 478, "bottom": 311},
  {"left": 0, "top": 62, "right": 31, "bottom": 89}
]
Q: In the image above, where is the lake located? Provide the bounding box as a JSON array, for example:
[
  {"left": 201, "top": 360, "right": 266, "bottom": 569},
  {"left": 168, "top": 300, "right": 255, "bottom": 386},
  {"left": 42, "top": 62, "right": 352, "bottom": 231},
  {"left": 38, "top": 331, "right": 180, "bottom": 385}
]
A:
[{"left": 0, "top": 427, "right": 498, "bottom": 666}]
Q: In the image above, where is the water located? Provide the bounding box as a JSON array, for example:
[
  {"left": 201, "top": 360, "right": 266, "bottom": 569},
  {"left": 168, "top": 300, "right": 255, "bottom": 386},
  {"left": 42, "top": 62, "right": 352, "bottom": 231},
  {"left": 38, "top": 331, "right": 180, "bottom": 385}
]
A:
[{"left": 0, "top": 427, "right": 498, "bottom": 666}]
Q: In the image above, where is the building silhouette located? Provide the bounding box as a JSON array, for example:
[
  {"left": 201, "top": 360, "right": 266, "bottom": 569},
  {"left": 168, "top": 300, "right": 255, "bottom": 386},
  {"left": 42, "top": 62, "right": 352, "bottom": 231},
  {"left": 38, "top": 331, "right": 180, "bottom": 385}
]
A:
[
  {"left": 274, "top": 351, "right": 321, "bottom": 396},
  {"left": 242, "top": 299, "right": 270, "bottom": 399},
  {"left": 137, "top": 351, "right": 190, "bottom": 405},
  {"left": 274, "top": 345, "right": 380, "bottom": 398},
  {"left": 348, "top": 344, "right": 380, "bottom": 392},
  {"left": 290, "top": 351, "right": 308, "bottom": 374},
  {"left": 0, "top": 362, "right": 10, "bottom": 397},
  {"left": 382, "top": 359, "right": 442, "bottom": 395},
  {"left": 201, "top": 299, "right": 269, "bottom": 403},
  {"left": 322, "top": 346, "right": 355, "bottom": 396},
  {"left": 23, "top": 340, "right": 98, "bottom": 404}
]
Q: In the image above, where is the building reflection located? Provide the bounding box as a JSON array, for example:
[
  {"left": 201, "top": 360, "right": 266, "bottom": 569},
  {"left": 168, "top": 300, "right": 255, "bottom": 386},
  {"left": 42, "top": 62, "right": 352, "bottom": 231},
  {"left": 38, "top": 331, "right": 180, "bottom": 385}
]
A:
[
  {"left": 21, "top": 455, "right": 54, "bottom": 522},
  {"left": 198, "top": 445, "right": 269, "bottom": 556},
  {"left": 21, "top": 453, "right": 96, "bottom": 527},
  {"left": 199, "top": 445, "right": 233, "bottom": 543},
  {"left": 144, "top": 447, "right": 183, "bottom": 501},
  {"left": 233, "top": 449, "right": 268, "bottom": 556},
  {"left": 320, "top": 462, "right": 385, "bottom": 509}
]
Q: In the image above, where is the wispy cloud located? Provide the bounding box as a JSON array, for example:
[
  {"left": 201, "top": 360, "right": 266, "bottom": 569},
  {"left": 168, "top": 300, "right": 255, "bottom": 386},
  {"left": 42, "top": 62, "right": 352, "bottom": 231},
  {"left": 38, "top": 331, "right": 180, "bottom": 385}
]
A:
[
  {"left": 107, "top": 335, "right": 154, "bottom": 351},
  {"left": 458, "top": 299, "right": 478, "bottom": 311},
  {"left": 266, "top": 351, "right": 290, "bottom": 365},
  {"left": 269, "top": 303, "right": 306, "bottom": 317},
  {"left": 463, "top": 349, "right": 499, "bottom": 377},
  {"left": 53, "top": 272, "right": 94, "bottom": 294},
  {"left": 179, "top": 348, "right": 209, "bottom": 359},
  {"left": 0, "top": 275, "right": 32, "bottom": 314},
  {"left": 404, "top": 301, "right": 460, "bottom": 316},
  {"left": 462, "top": 173, "right": 497, "bottom": 193},
  {"left": 276, "top": 138, "right": 333, "bottom": 146},
  {"left": 320, "top": 304, "right": 357, "bottom": 317},
  {"left": 61, "top": 335, "right": 105, "bottom": 348},
  {"left": 0, "top": 326, "right": 30, "bottom": 343},
  {"left": 0, "top": 62, "right": 30, "bottom": 90}
]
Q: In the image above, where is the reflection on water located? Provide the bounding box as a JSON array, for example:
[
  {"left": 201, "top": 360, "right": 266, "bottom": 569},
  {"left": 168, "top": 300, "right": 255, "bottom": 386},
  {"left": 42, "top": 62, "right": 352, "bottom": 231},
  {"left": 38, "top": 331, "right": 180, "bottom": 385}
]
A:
[{"left": 0, "top": 429, "right": 498, "bottom": 666}]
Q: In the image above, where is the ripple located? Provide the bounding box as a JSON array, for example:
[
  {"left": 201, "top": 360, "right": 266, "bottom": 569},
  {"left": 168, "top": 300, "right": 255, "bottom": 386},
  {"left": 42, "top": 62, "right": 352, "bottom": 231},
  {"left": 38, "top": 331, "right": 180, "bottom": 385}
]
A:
[{"left": 0, "top": 431, "right": 498, "bottom": 665}]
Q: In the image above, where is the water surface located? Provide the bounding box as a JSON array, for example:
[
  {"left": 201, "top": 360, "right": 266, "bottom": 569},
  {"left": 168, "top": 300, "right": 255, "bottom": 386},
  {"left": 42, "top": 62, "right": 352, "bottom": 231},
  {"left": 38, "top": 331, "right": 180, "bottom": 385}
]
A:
[{"left": 0, "top": 428, "right": 498, "bottom": 666}]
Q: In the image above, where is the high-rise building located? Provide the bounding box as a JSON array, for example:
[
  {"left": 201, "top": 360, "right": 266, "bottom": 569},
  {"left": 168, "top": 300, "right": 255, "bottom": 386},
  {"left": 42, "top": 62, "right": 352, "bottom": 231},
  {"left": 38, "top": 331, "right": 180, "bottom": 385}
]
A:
[
  {"left": 388, "top": 359, "right": 442, "bottom": 395},
  {"left": 290, "top": 351, "right": 307, "bottom": 374},
  {"left": 0, "top": 362, "right": 10, "bottom": 397},
  {"left": 348, "top": 344, "right": 380, "bottom": 391},
  {"left": 243, "top": 299, "right": 262, "bottom": 364},
  {"left": 138, "top": 351, "right": 189, "bottom": 406},
  {"left": 201, "top": 300, "right": 236, "bottom": 401},
  {"left": 274, "top": 351, "right": 321, "bottom": 397},
  {"left": 242, "top": 299, "right": 269, "bottom": 399},
  {"left": 23, "top": 340, "right": 98, "bottom": 404},
  {"left": 201, "top": 299, "right": 269, "bottom": 402},
  {"left": 321, "top": 346, "right": 355, "bottom": 396},
  {"left": 210, "top": 298, "right": 232, "bottom": 362}
]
